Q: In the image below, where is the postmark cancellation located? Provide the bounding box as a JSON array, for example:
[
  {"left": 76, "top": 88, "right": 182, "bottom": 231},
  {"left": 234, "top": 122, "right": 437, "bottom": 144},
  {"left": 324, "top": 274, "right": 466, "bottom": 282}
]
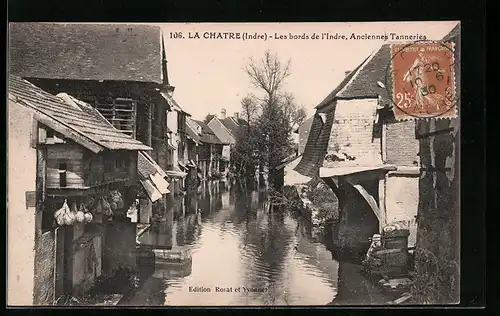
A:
[{"left": 387, "top": 41, "right": 458, "bottom": 121}]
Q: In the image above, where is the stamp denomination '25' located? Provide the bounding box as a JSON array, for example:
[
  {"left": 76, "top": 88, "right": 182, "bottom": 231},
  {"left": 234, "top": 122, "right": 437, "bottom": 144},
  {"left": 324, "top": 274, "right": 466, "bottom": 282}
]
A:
[{"left": 389, "top": 42, "right": 457, "bottom": 120}]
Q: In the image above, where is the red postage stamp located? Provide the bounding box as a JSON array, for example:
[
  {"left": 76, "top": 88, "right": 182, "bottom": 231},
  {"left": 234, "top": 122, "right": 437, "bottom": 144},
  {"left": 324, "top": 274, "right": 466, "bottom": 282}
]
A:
[{"left": 389, "top": 42, "right": 457, "bottom": 120}]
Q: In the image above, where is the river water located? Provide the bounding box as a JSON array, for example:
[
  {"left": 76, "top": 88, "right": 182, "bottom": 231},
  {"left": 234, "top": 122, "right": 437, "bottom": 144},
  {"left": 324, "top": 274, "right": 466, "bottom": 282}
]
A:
[{"left": 120, "top": 181, "right": 395, "bottom": 306}]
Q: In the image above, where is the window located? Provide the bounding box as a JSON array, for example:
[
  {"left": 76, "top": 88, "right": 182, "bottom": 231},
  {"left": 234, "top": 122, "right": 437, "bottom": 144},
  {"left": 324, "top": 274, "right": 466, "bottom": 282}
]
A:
[
  {"left": 95, "top": 98, "right": 137, "bottom": 138},
  {"left": 59, "top": 163, "right": 67, "bottom": 187},
  {"left": 116, "top": 156, "right": 126, "bottom": 169}
]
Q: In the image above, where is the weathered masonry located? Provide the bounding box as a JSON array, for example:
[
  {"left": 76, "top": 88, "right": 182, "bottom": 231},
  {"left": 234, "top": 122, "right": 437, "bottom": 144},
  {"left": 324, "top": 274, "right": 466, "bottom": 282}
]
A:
[{"left": 295, "top": 45, "right": 420, "bottom": 257}]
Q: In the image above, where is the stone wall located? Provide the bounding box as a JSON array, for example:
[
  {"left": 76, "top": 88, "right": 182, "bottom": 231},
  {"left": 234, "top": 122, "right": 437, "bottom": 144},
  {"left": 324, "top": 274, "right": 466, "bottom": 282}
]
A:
[
  {"left": 325, "top": 99, "right": 381, "bottom": 168},
  {"left": 33, "top": 230, "right": 56, "bottom": 305},
  {"left": 332, "top": 180, "right": 379, "bottom": 256},
  {"left": 385, "top": 120, "right": 419, "bottom": 167},
  {"left": 385, "top": 174, "right": 419, "bottom": 247}
]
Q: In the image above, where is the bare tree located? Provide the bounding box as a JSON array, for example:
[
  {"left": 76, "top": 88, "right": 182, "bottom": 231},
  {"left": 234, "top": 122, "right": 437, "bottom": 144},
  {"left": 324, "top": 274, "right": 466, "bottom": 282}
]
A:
[
  {"left": 245, "top": 50, "right": 291, "bottom": 104},
  {"left": 240, "top": 95, "right": 259, "bottom": 129},
  {"left": 233, "top": 50, "right": 306, "bottom": 192},
  {"left": 281, "top": 93, "right": 307, "bottom": 133}
]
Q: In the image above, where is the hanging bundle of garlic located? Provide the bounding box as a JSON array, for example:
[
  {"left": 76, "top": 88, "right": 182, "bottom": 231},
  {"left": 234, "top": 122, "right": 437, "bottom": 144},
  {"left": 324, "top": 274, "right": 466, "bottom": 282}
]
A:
[
  {"left": 101, "top": 197, "right": 113, "bottom": 216},
  {"left": 109, "top": 190, "right": 124, "bottom": 209},
  {"left": 54, "top": 199, "right": 75, "bottom": 226},
  {"left": 80, "top": 202, "right": 93, "bottom": 223},
  {"left": 75, "top": 203, "right": 85, "bottom": 223},
  {"left": 84, "top": 212, "right": 93, "bottom": 223},
  {"left": 91, "top": 197, "right": 102, "bottom": 215}
]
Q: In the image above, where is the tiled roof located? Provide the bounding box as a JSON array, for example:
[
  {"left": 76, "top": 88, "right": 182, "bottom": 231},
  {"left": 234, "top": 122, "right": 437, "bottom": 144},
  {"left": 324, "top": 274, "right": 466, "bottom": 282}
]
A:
[
  {"left": 9, "top": 75, "right": 151, "bottom": 152},
  {"left": 9, "top": 23, "right": 163, "bottom": 84},
  {"left": 192, "top": 120, "right": 223, "bottom": 144},
  {"left": 186, "top": 123, "right": 201, "bottom": 144},
  {"left": 336, "top": 45, "right": 392, "bottom": 106},
  {"left": 208, "top": 117, "right": 235, "bottom": 144},
  {"left": 315, "top": 54, "right": 372, "bottom": 109},
  {"left": 137, "top": 151, "right": 170, "bottom": 202},
  {"left": 160, "top": 91, "right": 191, "bottom": 116},
  {"left": 186, "top": 117, "right": 201, "bottom": 132},
  {"left": 221, "top": 117, "right": 247, "bottom": 138},
  {"left": 294, "top": 105, "right": 336, "bottom": 178}
]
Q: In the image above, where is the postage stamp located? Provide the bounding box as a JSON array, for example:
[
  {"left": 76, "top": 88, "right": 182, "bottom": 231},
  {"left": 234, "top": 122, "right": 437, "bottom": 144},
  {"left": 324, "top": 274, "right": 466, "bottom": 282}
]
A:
[{"left": 387, "top": 41, "right": 458, "bottom": 120}]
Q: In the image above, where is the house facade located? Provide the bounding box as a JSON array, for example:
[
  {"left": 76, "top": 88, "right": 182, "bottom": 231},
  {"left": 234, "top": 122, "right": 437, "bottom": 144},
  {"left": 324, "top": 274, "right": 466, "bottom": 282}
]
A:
[
  {"left": 9, "top": 23, "right": 176, "bottom": 226},
  {"left": 209, "top": 108, "right": 248, "bottom": 177},
  {"left": 8, "top": 75, "right": 151, "bottom": 305},
  {"left": 207, "top": 109, "right": 235, "bottom": 177},
  {"left": 295, "top": 45, "right": 421, "bottom": 258},
  {"left": 185, "top": 122, "right": 202, "bottom": 191},
  {"left": 192, "top": 119, "right": 226, "bottom": 180}
]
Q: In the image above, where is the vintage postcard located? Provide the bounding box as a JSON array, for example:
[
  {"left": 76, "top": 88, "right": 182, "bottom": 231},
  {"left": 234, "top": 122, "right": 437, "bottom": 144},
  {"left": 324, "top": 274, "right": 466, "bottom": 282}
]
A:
[{"left": 7, "top": 21, "right": 460, "bottom": 306}]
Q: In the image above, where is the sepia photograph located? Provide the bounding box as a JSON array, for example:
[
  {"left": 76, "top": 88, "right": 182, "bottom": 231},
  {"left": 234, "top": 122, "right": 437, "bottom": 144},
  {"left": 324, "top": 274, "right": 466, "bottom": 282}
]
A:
[{"left": 7, "top": 21, "right": 460, "bottom": 307}]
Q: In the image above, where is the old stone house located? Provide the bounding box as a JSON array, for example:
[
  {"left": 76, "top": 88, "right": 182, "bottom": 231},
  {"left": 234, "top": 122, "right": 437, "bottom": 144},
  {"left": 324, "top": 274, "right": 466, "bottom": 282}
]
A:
[
  {"left": 9, "top": 23, "right": 177, "bottom": 226},
  {"left": 8, "top": 75, "right": 151, "bottom": 305},
  {"left": 295, "top": 45, "right": 421, "bottom": 258}
]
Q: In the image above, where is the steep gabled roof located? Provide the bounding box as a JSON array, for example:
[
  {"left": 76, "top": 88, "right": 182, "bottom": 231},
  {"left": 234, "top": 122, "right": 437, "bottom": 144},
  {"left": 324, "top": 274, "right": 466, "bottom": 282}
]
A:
[
  {"left": 9, "top": 75, "right": 151, "bottom": 153},
  {"left": 221, "top": 117, "right": 247, "bottom": 138},
  {"left": 186, "top": 123, "right": 201, "bottom": 145},
  {"left": 137, "top": 151, "right": 170, "bottom": 202},
  {"left": 315, "top": 54, "right": 372, "bottom": 110},
  {"left": 294, "top": 106, "right": 336, "bottom": 177},
  {"left": 9, "top": 23, "right": 163, "bottom": 83},
  {"left": 335, "top": 45, "right": 392, "bottom": 105},
  {"left": 160, "top": 91, "right": 191, "bottom": 116},
  {"left": 192, "top": 120, "right": 224, "bottom": 144},
  {"left": 207, "top": 117, "right": 235, "bottom": 144}
]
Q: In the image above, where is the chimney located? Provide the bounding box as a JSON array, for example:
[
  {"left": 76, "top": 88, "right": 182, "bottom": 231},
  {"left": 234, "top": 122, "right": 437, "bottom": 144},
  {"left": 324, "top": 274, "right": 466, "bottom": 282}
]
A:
[
  {"left": 233, "top": 112, "right": 239, "bottom": 120},
  {"left": 345, "top": 70, "right": 352, "bottom": 78},
  {"left": 220, "top": 108, "right": 227, "bottom": 119}
]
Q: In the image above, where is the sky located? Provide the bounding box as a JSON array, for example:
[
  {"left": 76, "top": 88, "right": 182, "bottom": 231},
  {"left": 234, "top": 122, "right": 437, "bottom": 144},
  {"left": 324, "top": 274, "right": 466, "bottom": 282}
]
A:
[{"left": 156, "top": 22, "right": 459, "bottom": 121}]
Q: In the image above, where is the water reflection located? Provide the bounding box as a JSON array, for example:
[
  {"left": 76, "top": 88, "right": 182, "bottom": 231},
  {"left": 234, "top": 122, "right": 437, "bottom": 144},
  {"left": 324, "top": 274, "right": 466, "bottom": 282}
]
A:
[{"left": 125, "top": 181, "right": 393, "bottom": 306}]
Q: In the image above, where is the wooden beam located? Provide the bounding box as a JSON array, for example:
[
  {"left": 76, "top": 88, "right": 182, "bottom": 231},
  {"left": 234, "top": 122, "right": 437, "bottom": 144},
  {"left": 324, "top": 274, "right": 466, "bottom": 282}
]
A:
[
  {"left": 322, "top": 177, "right": 341, "bottom": 197},
  {"left": 46, "top": 179, "right": 131, "bottom": 197},
  {"left": 146, "top": 104, "right": 153, "bottom": 147},
  {"left": 30, "top": 110, "right": 104, "bottom": 154},
  {"left": 345, "top": 177, "right": 384, "bottom": 225},
  {"left": 36, "top": 146, "right": 47, "bottom": 218},
  {"left": 378, "top": 175, "right": 387, "bottom": 230}
]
